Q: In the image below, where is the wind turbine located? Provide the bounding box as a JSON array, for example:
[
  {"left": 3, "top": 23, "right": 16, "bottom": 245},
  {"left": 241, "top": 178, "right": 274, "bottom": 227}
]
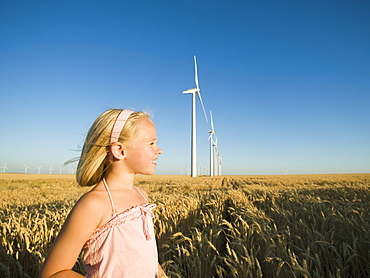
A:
[
  {"left": 208, "top": 111, "right": 216, "bottom": 176},
  {"left": 218, "top": 153, "right": 222, "bottom": 175},
  {"left": 214, "top": 148, "right": 219, "bottom": 175},
  {"left": 59, "top": 167, "right": 63, "bottom": 174},
  {"left": 36, "top": 166, "right": 42, "bottom": 174},
  {"left": 213, "top": 135, "right": 220, "bottom": 175},
  {"left": 182, "top": 55, "right": 208, "bottom": 177},
  {"left": 24, "top": 164, "right": 30, "bottom": 174},
  {"left": 48, "top": 165, "right": 54, "bottom": 174},
  {"left": 0, "top": 163, "right": 8, "bottom": 173}
]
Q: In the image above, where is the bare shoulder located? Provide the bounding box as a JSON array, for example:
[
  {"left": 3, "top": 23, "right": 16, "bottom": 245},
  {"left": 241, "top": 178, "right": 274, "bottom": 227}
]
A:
[
  {"left": 63, "top": 190, "right": 105, "bottom": 228},
  {"left": 79, "top": 188, "right": 112, "bottom": 213},
  {"left": 76, "top": 190, "right": 107, "bottom": 210}
]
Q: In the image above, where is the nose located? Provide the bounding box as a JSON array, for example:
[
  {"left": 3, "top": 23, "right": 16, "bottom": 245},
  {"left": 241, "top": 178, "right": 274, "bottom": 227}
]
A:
[{"left": 156, "top": 146, "right": 162, "bottom": 155}]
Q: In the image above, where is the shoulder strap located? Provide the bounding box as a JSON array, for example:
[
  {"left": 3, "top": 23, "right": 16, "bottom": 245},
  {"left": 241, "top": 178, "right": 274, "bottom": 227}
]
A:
[
  {"left": 103, "top": 178, "right": 117, "bottom": 217},
  {"left": 134, "top": 186, "right": 148, "bottom": 202}
]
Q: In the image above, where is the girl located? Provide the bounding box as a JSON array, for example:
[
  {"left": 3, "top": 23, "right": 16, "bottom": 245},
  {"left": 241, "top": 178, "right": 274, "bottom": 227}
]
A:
[{"left": 40, "top": 109, "right": 165, "bottom": 278}]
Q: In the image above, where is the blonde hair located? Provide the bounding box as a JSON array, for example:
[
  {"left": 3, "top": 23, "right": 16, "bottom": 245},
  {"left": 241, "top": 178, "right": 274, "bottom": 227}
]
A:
[{"left": 76, "top": 109, "right": 151, "bottom": 187}]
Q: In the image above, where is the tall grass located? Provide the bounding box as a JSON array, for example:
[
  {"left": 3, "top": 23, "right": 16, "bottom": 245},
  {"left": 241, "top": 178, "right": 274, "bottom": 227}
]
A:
[{"left": 0, "top": 174, "right": 369, "bottom": 277}]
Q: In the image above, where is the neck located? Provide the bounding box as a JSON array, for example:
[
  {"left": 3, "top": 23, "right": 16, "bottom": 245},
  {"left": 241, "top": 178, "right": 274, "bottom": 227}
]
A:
[{"left": 104, "top": 164, "right": 135, "bottom": 189}]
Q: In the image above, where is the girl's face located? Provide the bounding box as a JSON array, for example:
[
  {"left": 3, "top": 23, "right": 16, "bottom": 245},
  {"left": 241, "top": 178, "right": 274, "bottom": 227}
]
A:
[{"left": 124, "top": 118, "right": 162, "bottom": 175}]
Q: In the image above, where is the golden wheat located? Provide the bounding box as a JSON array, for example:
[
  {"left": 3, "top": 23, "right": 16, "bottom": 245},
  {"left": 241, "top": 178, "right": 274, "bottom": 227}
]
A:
[{"left": 0, "top": 174, "right": 369, "bottom": 277}]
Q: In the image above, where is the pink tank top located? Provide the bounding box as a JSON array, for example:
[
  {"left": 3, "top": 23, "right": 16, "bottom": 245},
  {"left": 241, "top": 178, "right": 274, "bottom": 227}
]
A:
[{"left": 82, "top": 180, "right": 159, "bottom": 278}]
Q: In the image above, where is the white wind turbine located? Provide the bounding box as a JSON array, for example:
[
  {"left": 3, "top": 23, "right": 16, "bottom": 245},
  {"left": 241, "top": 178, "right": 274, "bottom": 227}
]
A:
[
  {"left": 218, "top": 153, "right": 222, "bottom": 175},
  {"left": 213, "top": 138, "right": 222, "bottom": 176},
  {"left": 214, "top": 148, "right": 219, "bottom": 175},
  {"left": 212, "top": 135, "right": 220, "bottom": 175},
  {"left": 36, "top": 166, "right": 42, "bottom": 174},
  {"left": 208, "top": 111, "right": 216, "bottom": 176},
  {"left": 48, "top": 165, "right": 54, "bottom": 174},
  {"left": 0, "top": 163, "right": 8, "bottom": 173},
  {"left": 182, "top": 55, "right": 208, "bottom": 177},
  {"left": 24, "top": 164, "right": 30, "bottom": 174},
  {"left": 59, "top": 167, "right": 63, "bottom": 174}
]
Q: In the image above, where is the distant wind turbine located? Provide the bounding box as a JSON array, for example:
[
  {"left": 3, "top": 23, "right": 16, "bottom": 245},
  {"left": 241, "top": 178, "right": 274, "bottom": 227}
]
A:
[
  {"left": 213, "top": 136, "right": 220, "bottom": 175},
  {"left": 208, "top": 110, "right": 222, "bottom": 176},
  {"left": 36, "top": 166, "right": 42, "bottom": 174},
  {"left": 0, "top": 163, "right": 8, "bottom": 173},
  {"left": 214, "top": 148, "right": 219, "bottom": 175},
  {"left": 48, "top": 165, "right": 54, "bottom": 174},
  {"left": 182, "top": 55, "right": 208, "bottom": 177},
  {"left": 218, "top": 153, "right": 222, "bottom": 175},
  {"left": 208, "top": 111, "right": 216, "bottom": 177},
  {"left": 59, "top": 167, "right": 63, "bottom": 174},
  {"left": 24, "top": 164, "right": 30, "bottom": 174}
]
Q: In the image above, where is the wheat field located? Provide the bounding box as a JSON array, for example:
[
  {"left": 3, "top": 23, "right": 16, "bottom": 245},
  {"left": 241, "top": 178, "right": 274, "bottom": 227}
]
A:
[{"left": 0, "top": 173, "right": 369, "bottom": 277}]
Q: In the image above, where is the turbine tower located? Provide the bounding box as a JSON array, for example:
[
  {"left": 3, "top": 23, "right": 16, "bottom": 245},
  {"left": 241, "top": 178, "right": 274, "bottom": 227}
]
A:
[
  {"left": 214, "top": 148, "right": 219, "bottom": 175},
  {"left": 218, "top": 153, "right": 222, "bottom": 175},
  {"left": 208, "top": 111, "right": 215, "bottom": 176},
  {"left": 182, "top": 55, "right": 207, "bottom": 177},
  {"left": 48, "top": 165, "right": 54, "bottom": 174},
  {"left": 213, "top": 136, "right": 219, "bottom": 175}
]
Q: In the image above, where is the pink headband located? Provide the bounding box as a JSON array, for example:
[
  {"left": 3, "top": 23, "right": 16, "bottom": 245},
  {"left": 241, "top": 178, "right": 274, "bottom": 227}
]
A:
[
  {"left": 110, "top": 109, "right": 134, "bottom": 144},
  {"left": 109, "top": 109, "right": 134, "bottom": 161}
]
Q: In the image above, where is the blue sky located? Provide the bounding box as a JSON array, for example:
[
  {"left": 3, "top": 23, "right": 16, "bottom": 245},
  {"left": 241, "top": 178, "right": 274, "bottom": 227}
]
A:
[{"left": 1, "top": 0, "right": 369, "bottom": 175}]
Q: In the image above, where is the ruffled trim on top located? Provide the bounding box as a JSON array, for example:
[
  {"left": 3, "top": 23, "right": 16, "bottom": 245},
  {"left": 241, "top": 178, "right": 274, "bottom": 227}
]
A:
[{"left": 84, "top": 203, "right": 156, "bottom": 247}]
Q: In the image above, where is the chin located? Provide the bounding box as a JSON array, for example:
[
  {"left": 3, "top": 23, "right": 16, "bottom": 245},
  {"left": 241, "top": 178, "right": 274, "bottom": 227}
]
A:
[{"left": 137, "top": 170, "right": 155, "bottom": 176}]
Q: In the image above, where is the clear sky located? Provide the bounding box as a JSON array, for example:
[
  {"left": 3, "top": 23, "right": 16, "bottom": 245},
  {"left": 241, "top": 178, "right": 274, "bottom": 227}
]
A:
[{"left": 1, "top": 0, "right": 369, "bottom": 175}]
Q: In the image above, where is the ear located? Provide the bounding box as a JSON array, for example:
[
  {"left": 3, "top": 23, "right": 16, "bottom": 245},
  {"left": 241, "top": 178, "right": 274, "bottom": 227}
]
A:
[{"left": 109, "top": 142, "right": 126, "bottom": 161}]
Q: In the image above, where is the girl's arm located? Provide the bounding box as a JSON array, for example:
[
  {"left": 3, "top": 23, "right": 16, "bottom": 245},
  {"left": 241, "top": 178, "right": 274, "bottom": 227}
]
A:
[
  {"left": 40, "top": 194, "right": 103, "bottom": 278},
  {"left": 158, "top": 263, "right": 167, "bottom": 278}
]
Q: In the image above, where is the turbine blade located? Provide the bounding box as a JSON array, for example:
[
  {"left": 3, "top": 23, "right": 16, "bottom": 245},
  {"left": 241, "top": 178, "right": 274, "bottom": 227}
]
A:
[
  {"left": 210, "top": 110, "right": 214, "bottom": 131},
  {"left": 194, "top": 55, "right": 199, "bottom": 90},
  {"left": 183, "top": 88, "right": 198, "bottom": 94},
  {"left": 197, "top": 91, "right": 208, "bottom": 122}
]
